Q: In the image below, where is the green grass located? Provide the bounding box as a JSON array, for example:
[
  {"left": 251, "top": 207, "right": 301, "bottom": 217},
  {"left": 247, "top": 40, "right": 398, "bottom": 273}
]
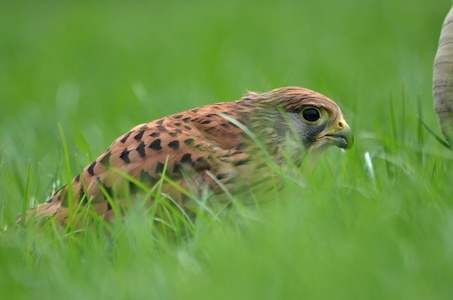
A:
[{"left": 1, "top": 0, "right": 453, "bottom": 299}]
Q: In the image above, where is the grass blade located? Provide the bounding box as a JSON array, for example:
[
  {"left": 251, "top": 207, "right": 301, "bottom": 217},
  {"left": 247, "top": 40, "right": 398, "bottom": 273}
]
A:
[
  {"left": 58, "top": 124, "right": 74, "bottom": 230},
  {"left": 417, "top": 116, "right": 450, "bottom": 149},
  {"left": 20, "top": 160, "right": 32, "bottom": 227},
  {"left": 389, "top": 93, "right": 397, "bottom": 144}
]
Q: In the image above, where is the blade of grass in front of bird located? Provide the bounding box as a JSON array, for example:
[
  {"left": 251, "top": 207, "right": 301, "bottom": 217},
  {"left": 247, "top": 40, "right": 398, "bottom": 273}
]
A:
[
  {"left": 110, "top": 168, "right": 159, "bottom": 198},
  {"left": 164, "top": 173, "right": 217, "bottom": 221},
  {"left": 110, "top": 162, "right": 195, "bottom": 238},
  {"left": 218, "top": 112, "right": 279, "bottom": 171},
  {"left": 97, "top": 182, "right": 122, "bottom": 224},
  {"left": 81, "top": 201, "right": 114, "bottom": 235},
  {"left": 37, "top": 170, "right": 59, "bottom": 206},
  {"left": 73, "top": 155, "right": 107, "bottom": 230},
  {"left": 158, "top": 192, "right": 196, "bottom": 238},
  {"left": 416, "top": 94, "right": 425, "bottom": 165},
  {"left": 204, "top": 170, "right": 252, "bottom": 219},
  {"left": 205, "top": 170, "right": 263, "bottom": 224},
  {"left": 161, "top": 174, "right": 194, "bottom": 201},
  {"left": 385, "top": 93, "right": 399, "bottom": 180},
  {"left": 160, "top": 175, "right": 202, "bottom": 222},
  {"left": 58, "top": 124, "right": 74, "bottom": 232},
  {"left": 205, "top": 170, "right": 235, "bottom": 203},
  {"left": 417, "top": 94, "right": 424, "bottom": 146}
]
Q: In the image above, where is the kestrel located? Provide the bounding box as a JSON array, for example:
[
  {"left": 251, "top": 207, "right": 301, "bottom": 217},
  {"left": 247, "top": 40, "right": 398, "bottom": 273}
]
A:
[{"left": 21, "top": 87, "right": 353, "bottom": 225}]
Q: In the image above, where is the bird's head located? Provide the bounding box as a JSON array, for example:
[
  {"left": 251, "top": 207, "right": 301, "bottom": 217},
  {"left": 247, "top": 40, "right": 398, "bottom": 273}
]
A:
[{"left": 242, "top": 86, "right": 354, "bottom": 164}]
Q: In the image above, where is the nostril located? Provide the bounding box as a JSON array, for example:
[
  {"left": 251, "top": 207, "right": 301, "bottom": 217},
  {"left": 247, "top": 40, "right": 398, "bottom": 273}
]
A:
[{"left": 337, "top": 121, "right": 344, "bottom": 129}]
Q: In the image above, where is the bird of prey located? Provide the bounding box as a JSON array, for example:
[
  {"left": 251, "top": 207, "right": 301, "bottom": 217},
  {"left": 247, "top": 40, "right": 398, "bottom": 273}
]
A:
[{"left": 21, "top": 86, "right": 353, "bottom": 226}]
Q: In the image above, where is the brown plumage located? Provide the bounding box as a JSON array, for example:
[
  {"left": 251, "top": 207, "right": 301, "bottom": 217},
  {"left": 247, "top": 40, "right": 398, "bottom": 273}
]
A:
[{"left": 21, "top": 86, "right": 353, "bottom": 226}]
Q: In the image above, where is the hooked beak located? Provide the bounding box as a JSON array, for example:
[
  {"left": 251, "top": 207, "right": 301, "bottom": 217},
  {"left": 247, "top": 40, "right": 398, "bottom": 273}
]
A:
[{"left": 322, "top": 120, "right": 354, "bottom": 150}]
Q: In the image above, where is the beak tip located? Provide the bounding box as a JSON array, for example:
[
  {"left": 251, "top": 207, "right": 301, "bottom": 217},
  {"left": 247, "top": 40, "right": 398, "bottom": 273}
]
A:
[{"left": 331, "top": 123, "right": 354, "bottom": 150}]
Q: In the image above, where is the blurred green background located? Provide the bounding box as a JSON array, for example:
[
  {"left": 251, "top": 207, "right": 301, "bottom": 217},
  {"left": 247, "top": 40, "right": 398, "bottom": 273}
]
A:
[
  {"left": 0, "top": 0, "right": 447, "bottom": 200},
  {"left": 1, "top": 0, "right": 452, "bottom": 299}
]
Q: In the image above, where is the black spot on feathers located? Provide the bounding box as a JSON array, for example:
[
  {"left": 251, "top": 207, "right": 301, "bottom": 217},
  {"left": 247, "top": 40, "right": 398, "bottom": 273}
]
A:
[
  {"left": 168, "top": 140, "right": 180, "bottom": 150},
  {"left": 149, "top": 139, "right": 162, "bottom": 151},
  {"left": 136, "top": 141, "right": 146, "bottom": 158},
  {"left": 87, "top": 161, "right": 96, "bottom": 176},
  {"left": 134, "top": 130, "right": 144, "bottom": 141},
  {"left": 120, "top": 148, "right": 131, "bottom": 164},
  {"left": 120, "top": 132, "right": 132, "bottom": 143}
]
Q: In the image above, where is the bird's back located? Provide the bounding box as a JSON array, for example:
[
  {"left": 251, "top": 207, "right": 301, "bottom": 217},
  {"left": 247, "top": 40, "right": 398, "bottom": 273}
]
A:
[{"left": 22, "top": 100, "right": 256, "bottom": 225}]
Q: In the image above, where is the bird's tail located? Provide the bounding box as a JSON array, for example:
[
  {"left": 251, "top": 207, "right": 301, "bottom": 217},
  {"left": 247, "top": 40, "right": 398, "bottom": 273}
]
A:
[
  {"left": 16, "top": 201, "right": 64, "bottom": 227},
  {"left": 16, "top": 184, "right": 69, "bottom": 227}
]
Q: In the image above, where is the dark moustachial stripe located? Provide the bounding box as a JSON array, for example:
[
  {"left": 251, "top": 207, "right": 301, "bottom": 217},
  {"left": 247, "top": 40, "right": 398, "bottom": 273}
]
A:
[
  {"left": 136, "top": 141, "right": 146, "bottom": 158},
  {"left": 149, "top": 139, "right": 162, "bottom": 151},
  {"left": 168, "top": 140, "right": 180, "bottom": 150},
  {"left": 120, "top": 148, "right": 131, "bottom": 164}
]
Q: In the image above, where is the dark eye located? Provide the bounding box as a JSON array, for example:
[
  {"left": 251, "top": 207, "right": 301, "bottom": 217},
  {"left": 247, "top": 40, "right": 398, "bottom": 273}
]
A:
[{"left": 301, "top": 108, "right": 320, "bottom": 123}]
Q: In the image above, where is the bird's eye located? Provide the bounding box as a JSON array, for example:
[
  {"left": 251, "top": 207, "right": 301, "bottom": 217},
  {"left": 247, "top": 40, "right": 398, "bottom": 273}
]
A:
[{"left": 301, "top": 108, "right": 320, "bottom": 123}]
